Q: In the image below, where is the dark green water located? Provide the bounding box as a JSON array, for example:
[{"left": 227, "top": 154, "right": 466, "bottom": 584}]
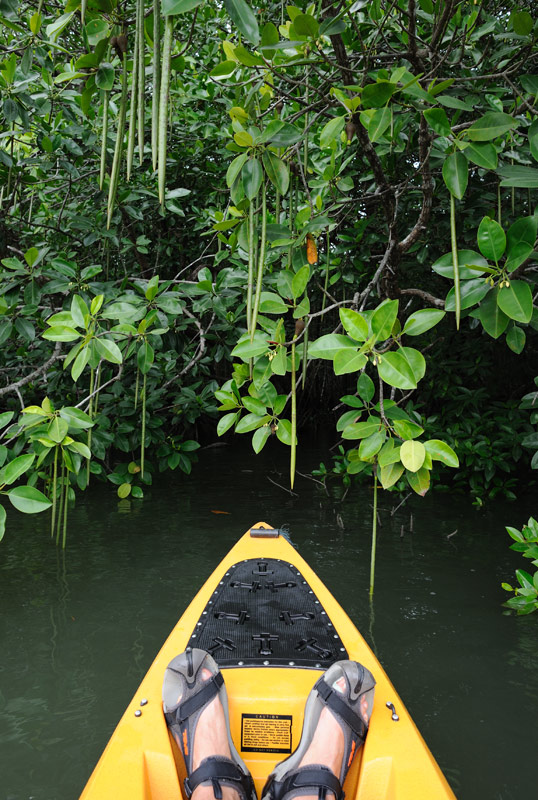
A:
[{"left": 1, "top": 439, "right": 537, "bottom": 800}]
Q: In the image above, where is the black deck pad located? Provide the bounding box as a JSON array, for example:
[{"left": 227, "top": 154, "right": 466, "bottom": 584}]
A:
[{"left": 188, "top": 558, "right": 348, "bottom": 668}]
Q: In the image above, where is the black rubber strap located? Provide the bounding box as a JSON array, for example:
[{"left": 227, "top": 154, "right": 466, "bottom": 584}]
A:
[
  {"left": 315, "top": 678, "right": 367, "bottom": 741},
  {"left": 269, "top": 766, "right": 343, "bottom": 800},
  {"left": 177, "top": 671, "right": 224, "bottom": 723},
  {"left": 184, "top": 758, "right": 254, "bottom": 800}
]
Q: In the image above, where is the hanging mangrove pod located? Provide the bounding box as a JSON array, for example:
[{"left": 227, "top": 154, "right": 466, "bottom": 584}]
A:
[
  {"left": 126, "top": 12, "right": 140, "bottom": 181},
  {"left": 86, "top": 368, "right": 94, "bottom": 486},
  {"left": 152, "top": 0, "right": 161, "bottom": 171},
  {"left": 134, "top": 365, "right": 139, "bottom": 410},
  {"left": 369, "top": 471, "right": 378, "bottom": 599},
  {"left": 50, "top": 445, "right": 58, "bottom": 538},
  {"left": 303, "top": 66, "right": 309, "bottom": 174},
  {"left": 290, "top": 338, "right": 297, "bottom": 490},
  {"left": 250, "top": 181, "right": 267, "bottom": 340},
  {"left": 158, "top": 14, "right": 174, "bottom": 208},
  {"left": 107, "top": 39, "right": 129, "bottom": 229},
  {"left": 140, "top": 372, "right": 147, "bottom": 478},
  {"left": 449, "top": 194, "right": 461, "bottom": 330},
  {"left": 81, "top": 0, "right": 87, "bottom": 24},
  {"left": 322, "top": 229, "right": 330, "bottom": 311},
  {"left": 246, "top": 199, "right": 256, "bottom": 334},
  {"left": 137, "top": 0, "right": 145, "bottom": 165}
]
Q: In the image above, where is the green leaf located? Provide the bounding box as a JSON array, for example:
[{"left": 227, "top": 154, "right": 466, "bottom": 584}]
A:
[
  {"left": 477, "top": 216, "right": 506, "bottom": 261},
  {"left": 226, "top": 152, "right": 249, "bottom": 188},
  {"left": 276, "top": 419, "right": 294, "bottom": 446},
  {"left": 85, "top": 18, "right": 109, "bottom": 46},
  {"left": 510, "top": 10, "right": 533, "bottom": 35},
  {"left": 498, "top": 164, "right": 538, "bottom": 188},
  {"left": 8, "top": 485, "right": 52, "bottom": 514},
  {"left": 340, "top": 308, "right": 369, "bottom": 341},
  {"left": 260, "top": 21, "right": 279, "bottom": 58},
  {"left": 0, "top": 453, "right": 35, "bottom": 486},
  {"left": 506, "top": 325, "right": 526, "bottom": 354},
  {"left": 392, "top": 419, "right": 424, "bottom": 440},
  {"left": 442, "top": 152, "right": 468, "bottom": 199},
  {"left": 379, "top": 462, "right": 404, "bottom": 489},
  {"left": 367, "top": 107, "right": 391, "bottom": 142},
  {"left": 496, "top": 280, "right": 533, "bottom": 323},
  {"left": 406, "top": 466, "right": 430, "bottom": 496},
  {"left": 95, "top": 337, "right": 123, "bottom": 364},
  {"left": 432, "top": 249, "right": 489, "bottom": 280},
  {"left": 47, "top": 416, "right": 68, "bottom": 444},
  {"left": 466, "top": 112, "right": 517, "bottom": 141},
  {"left": 359, "top": 430, "right": 386, "bottom": 460},
  {"left": 0, "top": 411, "right": 15, "bottom": 429},
  {"left": 232, "top": 331, "right": 269, "bottom": 360},
  {"left": 308, "top": 334, "right": 356, "bottom": 360},
  {"left": 402, "top": 309, "right": 445, "bottom": 336},
  {"left": 0, "top": 504, "right": 5, "bottom": 541},
  {"left": 42, "top": 326, "right": 81, "bottom": 342},
  {"left": 252, "top": 425, "right": 271, "bottom": 453},
  {"left": 357, "top": 373, "right": 375, "bottom": 403},
  {"left": 371, "top": 299, "right": 398, "bottom": 341},
  {"left": 95, "top": 63, "right": 114, "bottom": 91},
  {"left": 319, "top": 115, "right": 346, "bottom": 148},
  {"left": 224, "top": 0, "right": 260, "bottom": 44},
  {"left": 59, "top": 407, "right": 94, "bottom": 430},
  {"left": 67, "top": 440, "right": 91, "bottom": 459},
  {"left": 234, "top": 130, "right": 254, "bottom": 148},
  {"left": 260, "top": 120, "right": 302, "bottom": 147},
  {"left": 243, "top": 157, "right": 263, "bottom": 200},
  {"left": 117, "top": 482, "right": 131, "bottom": 499},
  {"left": 291, "top": 266, "right": 310, "bottom": 300},
  {"left": 362, "top": 81, "right": 397, "bottom": 108},
  {"left": 464, "top": 141, "right": 498, "bottom": 170},
  {"left": 377, "top": 351, "right": 416, "bottom": 390},
  {"left": 217, "top": 411, "right": 240, "bottom": 436},
  {"left": 342, "top": 418, "right": 381, "bottom": 440},
  {"left": 333, "top": 350, "right": 367, "bottom": 376},
  {"left": 400, "top": 440, "right": 425, "bottom": 472},
  {"left": 262, "top": 151, "right": 289, "bottom": 195},
  {"left": 162, "top": 0, "right": 203, "bottom": 15},
  {"left": 131, "top": 486, "right": 144, "bottom": 499},
  {"left": 477, "top": 288, "right": 509, "bottom": 339},
  {"left": 71, "top": 295, "right": 89, "bottom": 328},
  {"left": 293, "top": 13, "right": 319, "bottom": 37},
  {"left": 505, "top": 216, "right": 538, "bottom": 271},
  {"left": 209, "top": 60, "right": 237, "bottom": 79},
  {"left": 445, "top": 279, "right": 491, "bottom": 311},
  {"left": 259, "top": 293, "right": 288, "bottom": 314},
  {"left": 137, "top": 341, "right": 155, "bottom": 374},
  {"left": 423, "top": 107, "right": 451, "bottom": 137}
]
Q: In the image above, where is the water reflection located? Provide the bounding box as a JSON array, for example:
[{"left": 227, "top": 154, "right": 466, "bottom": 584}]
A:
[{"left": 1, "top": 440, "right": 537, "bottom": 800}]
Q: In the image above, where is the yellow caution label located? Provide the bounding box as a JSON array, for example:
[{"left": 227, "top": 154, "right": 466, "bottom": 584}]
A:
[{"left": 241, "top": 714, "right": 292, "bottom": 753}]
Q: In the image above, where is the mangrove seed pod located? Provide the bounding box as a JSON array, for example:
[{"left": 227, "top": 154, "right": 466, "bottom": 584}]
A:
[
  {"left": 345, "top": 120, "right": 356, "bottom": 144},
  {"left": 306, "top": 233, "right": 318, "bottom": 264},
  {"left": 294, "top": 318, "right": 305, "bottom": 338}
]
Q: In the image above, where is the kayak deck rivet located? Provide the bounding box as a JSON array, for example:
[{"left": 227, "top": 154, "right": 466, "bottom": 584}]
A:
[
  {"left": 340, "top": 647, "right": 346, "bottom": 652},
  {"left": 263, "top": 660, "right": 270, "bottom": 666},
  {"left": 315, "top": 663, "right": 321, "bottom": 668},
  {"left": 140, "top": 699, "right": 148, "bottom": 706},
  {"left": 238, "top": 661, "right": 244, "bottom": 666},
  {"left": 328, "top": 622, "right": 332, "bottom": 627},
  {"left": 191, "top": 634, "right": 197, "bottom": 638},
  {"left": 289, "top": 661, "right": 295, "bottom": 666},
  {"left": 135, "top": 710, "right": 142, "bottom": 717},
  {"left": 333, "top": 634, "right": 338, "bottom": 638}
]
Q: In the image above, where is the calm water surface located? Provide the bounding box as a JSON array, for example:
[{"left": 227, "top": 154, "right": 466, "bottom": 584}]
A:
[{"left": 1, "top": 440, "right": 536, "bottom": 800}]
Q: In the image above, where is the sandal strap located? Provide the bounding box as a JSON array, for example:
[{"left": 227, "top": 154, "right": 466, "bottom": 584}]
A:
[
  {"left": 265, "top": 766, "right": 343, "bottom": 800},
  {"left": 176, "top": 671, "right": 225, "bottom": 724},
  {"left": 314, "top": 677, "right": 367, "bottom": 742},
  {"left": 185, "top": 757, "right": 255, "bottom": 800}
]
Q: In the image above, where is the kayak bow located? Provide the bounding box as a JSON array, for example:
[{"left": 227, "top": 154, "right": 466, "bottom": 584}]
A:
[{"left": 80, "top": 523, "right": 457, "bottom": 800}]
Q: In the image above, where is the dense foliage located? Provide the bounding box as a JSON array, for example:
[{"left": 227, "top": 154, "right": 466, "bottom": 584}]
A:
[{"left": 1, "top": 0, "right": 538, "bottom": 542}]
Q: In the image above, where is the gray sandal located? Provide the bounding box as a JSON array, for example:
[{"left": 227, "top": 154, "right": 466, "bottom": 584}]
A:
[
  {"left": 261, "top": 661, "right": 375, "bottom": 800},
  {"left": 163, "top": 648, "right": 256, "bottom": 800}
]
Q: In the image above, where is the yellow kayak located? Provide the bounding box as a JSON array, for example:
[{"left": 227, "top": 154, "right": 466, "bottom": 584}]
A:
[{"left": 80, "top": 524, "right": 457, "bottom": 800}]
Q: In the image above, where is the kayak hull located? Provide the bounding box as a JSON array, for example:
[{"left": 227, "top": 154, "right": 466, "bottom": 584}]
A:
[{"left": 80, "top": 524, "right": 457, "bottom": 800}]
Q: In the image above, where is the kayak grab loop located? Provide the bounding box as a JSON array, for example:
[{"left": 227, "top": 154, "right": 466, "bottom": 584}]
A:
[
  {"left": 386, "top": 701, "right": 400, "bottom": 721},
  {"left": 188, "top": 558, "right": 347, "bottom": 668}
]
